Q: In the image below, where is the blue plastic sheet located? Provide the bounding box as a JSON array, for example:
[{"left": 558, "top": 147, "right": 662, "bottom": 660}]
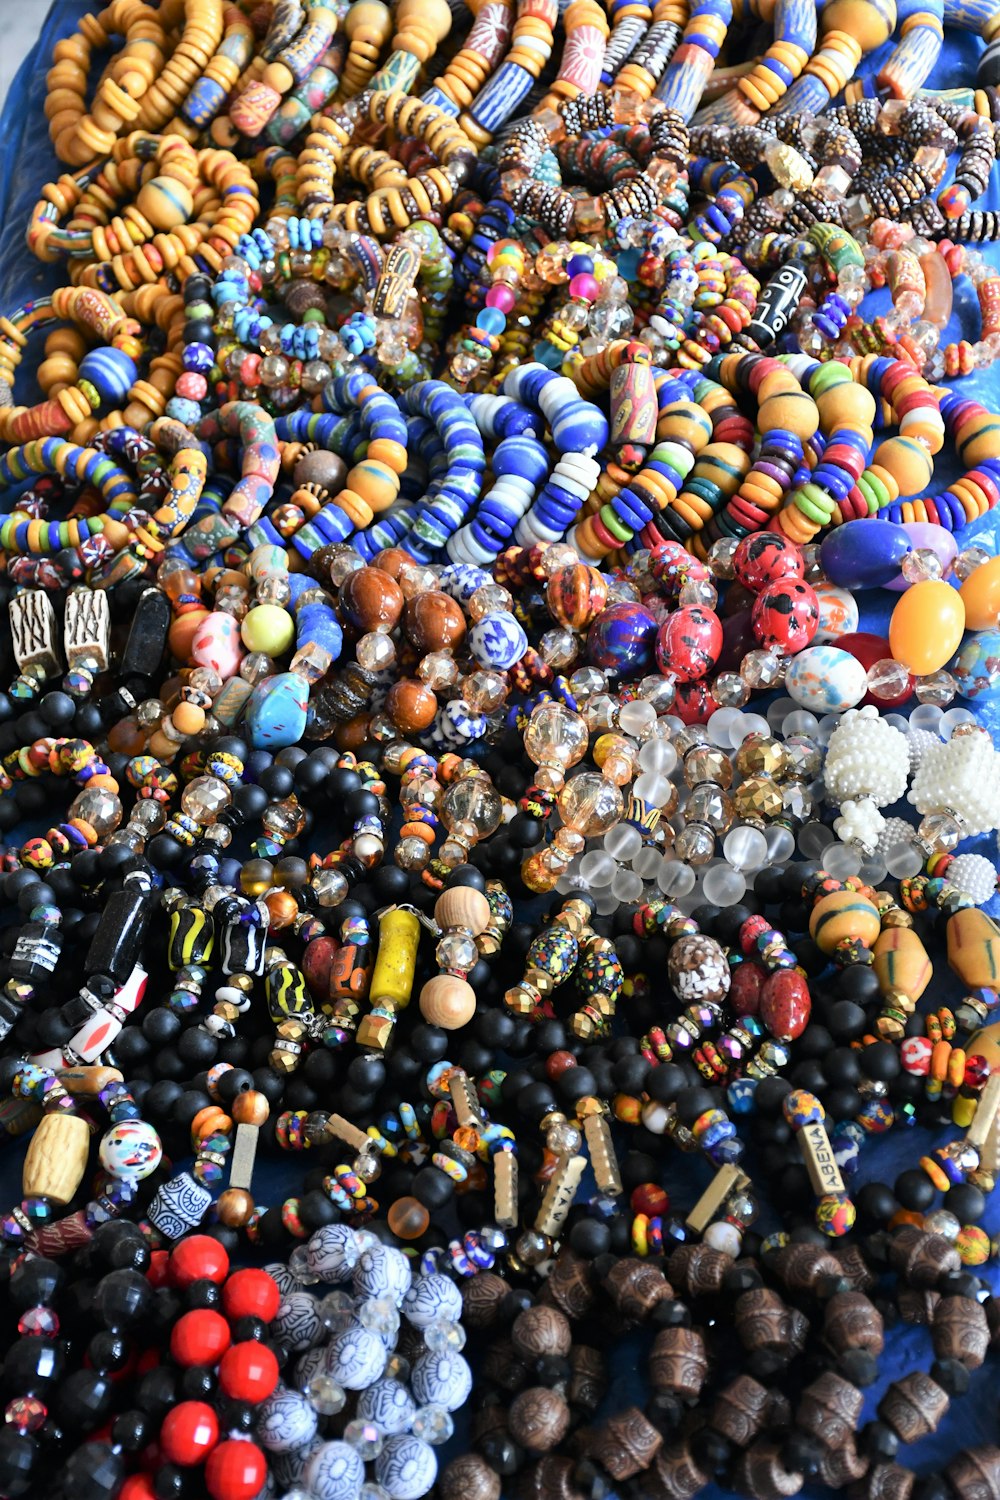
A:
[{"left": 3, "top": 7, "right": 1000, "bottom": 1497}]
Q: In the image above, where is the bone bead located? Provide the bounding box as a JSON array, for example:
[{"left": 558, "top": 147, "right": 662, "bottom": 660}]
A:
[
  {"left": 849, "top": 1464, "right": 916, "bottom": 1500},
  {"left": 878, "top": 1371, "right": 949, "bottom": 1443},
  {"left": 888, "top": 1225, "right": 961, "bottom": 1286},
  {"left": 945, "top": 1446, "right": 1000, "bottom": 1500},
  {"left": 23, "top": 1112, "right": 91, "bottom": 1204},
  {"left": 824, "top": 1291, "right": 885, "bottom": 1355},
  {"left": 710, "top": 1376, "right": 771, "bottom": 1447},
  {"left": 932, "top": 1296, "right": 990, "bottom": 1368},
  {"left": 649, "top": 1326, "right": 708, "bottom": 1399}
]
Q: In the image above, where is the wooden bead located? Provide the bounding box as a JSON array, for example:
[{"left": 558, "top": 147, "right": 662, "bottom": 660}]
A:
[
  {"left": 217, "top": 1188, "right": 255, "bottom": 1227},
  {"left": 823, "top": 1291, "right": 885, "bottom": 1355},
  {"left": 735, "top": 1441, "right": 805, "bottom": 1500},
  {"left": 461, "top": 1270, "right": 508, "bottom": 1328},
  {"left": 897, "top": 1286, "right": 940, "bottom": 1326},
  {"left": 932, "top": 1295, "right": 990, "bottom": 1369},
  {"left": 567, "top": 1345, "right": 606, "bottom": 1414},
  {"left": 878, "top": 1371, "right": 949, "bottom": 1443},
  {"left": 796, "top": 1372, "right": 864, "bottom": 1451},
  {"left": 512, "top": 1305, "right": 573, "bottom": 1360},
  {"left": 649, "top": 1327, "right": 708, "bottom": 1399},
  {"left": 439, "top": 1455, "right": 501, "bottom": 1500},
  {"left": 887, "top": 1224, "right": 961, "bottom": 1286},
  {"left": 543, "top": 1248, "right": 595, "bottom": 1319},
  {"left": 652, "top": 1440, "right": 710, "bottom": 1500},
  {"left": 734, "top": 1288, "right": 808, "bottom": 1355},
  {"left": 508, "top": 1388, "right": 571, "bottom": 1453},
  {"left": 434, "top": 886, "right": 492, "bottom": 935},
  {"left": 419, "top": 973, "right": 476, "bottom": 1029},
  {"left": 667, "top": 1242, "right": 729, "bottom": 1297},
  {"left": 817, "top": 1440, "right": 869, "bottom": 1490},
  {"left": 594, "top": 1408, "right": 663, "bottom": 1479},
  {"left": 710, "top": 1376, "right": 771, "bottom": 1448},
  {"left": 849, "top": 1464, "right": 916, "bottom": 1500},
  {"left": 603, "top": 1257, "right": 672, "bottom": 1321},
  {"left": 945, "top": 1447, "right": 1000, "bottom": 1500},
  {"left": 481, "top": 1338, "right": 530, "bottom": 1391},
  {"left": 23, "top": 1112, "right": 90, "bottom": 1204},
  {"left": 232, "top": 1090, "right": 269, "bottom": 1126},
  {"left": 772, "top": 1242, "right": 842, "bottom": 1293}
]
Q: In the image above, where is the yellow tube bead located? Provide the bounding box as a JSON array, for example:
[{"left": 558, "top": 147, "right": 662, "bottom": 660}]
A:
[{"left": 370, "top": 907, "right": 421, "bottom": 1009}]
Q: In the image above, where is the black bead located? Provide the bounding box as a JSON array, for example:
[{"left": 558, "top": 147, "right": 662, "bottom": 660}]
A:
[
  {"left": 0, "top": 1428, "right": 37, "bottom": 1497},
  {"left": 651, "top": 1299, "right": 691, "bottom": 1329},
  {"left": 860, "top": 1420, "right": 899, "bottom": 1460},
  {"left": 855, "top": 1180, "right": 897, "bottom": 1227},
  {"left": 55, "top": 1371, "right": 114, "bottom": 1430},
  {"left": 931, "top": 1357, "right": 971, "bottom": 1396},
  {"left": 781, "top": 1433, "right": 823, "bottom": 1478},
  {"left": 894, "top": 1169, "right": 935, "bottom": 1212},
  {"left": 62, "top": 1441, "right": 125, "bottom": 1495},
  {"left": 412, "top": 1166, "right": 454, "bottom": 1210},
  {"left": 944, "top": 1182, "right": 986, "bottom": 1223},
  {"left": 837, "top": 1349, "right": 878, "bottom": 1386}
]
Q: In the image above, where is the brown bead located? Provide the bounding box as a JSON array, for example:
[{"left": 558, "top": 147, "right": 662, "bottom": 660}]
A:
[
  {"left": 403, "top": 589, "right": 466, "bottom": 651},
  {"left": 649, "top": 1326, "right": 708, "bottom": 1399},
  {"left": 264, "top": 888, "right": 298, "bottom": 929},
  {"left": 439, "top": 1454, "right": 501, "bottom": 1500},
  {"left": 735, "top": 1287, "right": 807, "bottom": 1356},
  {"left": 887, "top": 1224, "right": 961, "bottom": 1287},
  {"left": 878, "top": 1371, "right": 949, "bottom": 1443},
  {"left": 519, "top": 1455, "right": 586, "bottom": 1500},
  {"left": 372, "top": 546, "right": 414, "bottom": 579},
  {"left": 603, "top": 1257, "right": 672, "bottom": 1321},
  {"left": 835, "top": 1244, "right": 878, "bottom": 1293},
  {"left": 481, "top": 1337, "right": 531, "bottom": 1391},
  {"left": 896, "top": 1287, "right": 940, "bottom": 1326},
  {"left": 668, "top": 1242, "right": 729, "bottom": 1298},
  {"left": 735, "top": 1441, "right": 804, "bottom": 1500},
  {"left": 772, "top": 1242, "right": 842, "bottom": 1294},
  {"left": 231, "top": 1090, "right": 269, "bottom": 1126},
  {"left": 419, "top": 973, "right": 477, "bottom": 1029},
  {"left": 216, "top": 1187, "right": 255, "bottom": 1227},
  {"left": 710, "top": 1375, "right": 771, "bottom": 1448},
  {"left": 385, "top": 677, "right": 438, "bottom": 732},
  {"left": 817, "top": 1439, "right": 868, "bottom": 1489},
  {"left": 512, "top": 1305, "right": 572, "bottom": 1360},
  {"left": 462, "top": 1270, "right": 508, "bottom": 1327},
  {"left": 508, "top": 1387, "right": 571, "bottom": 1453},
  {"left": 824, "top": 1291, "right": 885, "bottom": 1355},
  {"left": 294, "top": 449, "right": 347, "bottom": 493},
  {"left": 848, "top": 1463, "right": 916, "bottom": 1500},
  {"left": 651, "top": 1440, "right": 710, "bottom": 1500},
  {"left": 568, "top": 1345, "right": 606, "bottom": 1413},
  {"left": 435, "top": 886, "right": 492, "bottom": 935},
  {"left": 932, "top": 1295, "right": 990, "bottom": 1369},
  {"left": 796, "top": 1372, "right": 864, "bottom": 1451},
  {"left": 544, "top": 1249, "right": 595, "bottom": 1319},
  {"left": 340, "top": 565, "right": 405, "bottom": 632},
  {"left": 945, "top": 1445, "right": 1000, "bottom": 1500},
  {"left": 594, "top": 1408, "right": 663, "bottom": 1479}
]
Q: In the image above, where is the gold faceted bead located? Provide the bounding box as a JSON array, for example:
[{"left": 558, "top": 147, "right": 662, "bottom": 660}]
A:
[
  {"left": 735, "top": 736, "right": 787, "bottom": 778},
  {"left": 882, "top": 907, "right": 914, "bottom": 928},
  {"left": 504, "top": 984, "right": 539, "bottom": 1015},
  {"left": 216, "top": 1001, "right": 241, "bottom": 1023},
  {"left": 883, "top": 987, "right": 915, "bottom": 1014},
  {"left": 876, "top": 1015, "right": 905, "bottom": 1042},
  {"left": 357, "top": 1012, "right": 394, "bottom": 1050},
  {"left": 575, "top": 1096, "right": 605, "bottom": 1118},
  {"left": 231, "top": 973, "right": 254, "bottom": 993},
  {"left": 733, "top": 775, "right": 784, "bottom": 820}
]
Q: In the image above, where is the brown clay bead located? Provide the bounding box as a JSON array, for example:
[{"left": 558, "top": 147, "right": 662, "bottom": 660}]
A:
[
  {"left": 294, "top": 449, "right": 347, "bottom": 493},
  {"left": 888, "top": 1225, "right": 961, "bottom": 1287},
  {"left": 824, "top": 1291, "right": 885, "bottom": 1355},
  {"left": 371, "top": 546, "right": 414, "bottom": 579},
  {"left": 594, "top": 1407, "right": 663, "bottom": 1479},
  {"left": 796, "top": 1372, "right": 864, "bottom": 1451},
  {"left": 385, "top": 678, "right": 438, "bottom": 732},
  {"left": 651, "top": 1440, "right": 710, "bottom": 1500},
  {"left": 511, "top": 1305, "right": 573, "bottom": 1360},
  {"left": 736, "top": 1441, "right": 804, "bottom": 1500},
  {"left": 462, "top": 1270, "right": 508, "bottom": 1327},
  {"left": 896, "top": 1287, "right": 940, "bottom": 1326},
  {"left": 735, "top": 1287, "right": 807, "bottom": 1355},
  {"left": 339, "top": 565, "right": 405, "bottom": 631},
  {"left": 543, "top": 1249, "right": 595, "bottom": 1319},
  {"left": 772, "top": 1242, "right": 842, "bottom": 1294},
  {"left": 710, "top": 1375, "right": 771, "bottom": 1447},
  {"left": 508, "top": 1387, "right": 571, "bottom": 1453},
  {"left": 649, "top": 1326, "right": 708, "bottom": 1399},
  {"left": 471, "top": 1404, "right": 510, "bottom": 1448},
  {"left": 439, "top": 1454, "right": 502, "bottom": 1500},
  {"left": 216, "top": 1187, "right": 255, "bottom": 1227},
  {"left": 944, "top": 1445, "right": 1000, "bottom": 1499},
  {"left": 668, "top": 1242, "right": 729, "bottom": 1298},
  {"left": 848, "top": 1464, "right": 916, "bottom": 1500},
  {"left": 878, "top": 1371, "right": 949, "bottom": 1443},
  {"left": 568, "top": 1345, "right": 607, "bottom": 1413},
  {"left": 603, "top": 1257, "right": 673, "bottom": 1321},
  {"left": 835, "top": 1244, "right": 878, "bottom": 1293},
  {"left": 932, "top": 1295, "right": 990, "bottom": 1369},
  {"left": 817, "top": 1439, "right": 869, "bottom": 1489},
  {"left": 403, "top": 589, "right": 466, "bottom": 650},
  {"left": 231, "top": 1090, "right": 269, "bottom": 1126}
]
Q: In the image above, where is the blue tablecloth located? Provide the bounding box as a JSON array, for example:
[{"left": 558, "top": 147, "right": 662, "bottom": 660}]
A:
[{"left": 3, "top": 9, "right": 1000, "bottom": 1497}]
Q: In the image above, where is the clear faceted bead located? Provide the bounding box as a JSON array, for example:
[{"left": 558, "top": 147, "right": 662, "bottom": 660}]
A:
[
  {"left": 918, "top": 812, "right": 962, "bottom": 853},
  {"left": 953, "top": 546, "right": 992, "bottom": 581},
  {"left": 344, "top": 1419, "right": 385, "bottom": 1459},
  {"left": 914, "top": 670, "right": 956, "bottom": 706},
  {"left": 901, "top": 547, "right": 943, "bottom": 583},
  {"left": 319, "top": 1290, "right": 356, "bottom": 1332},
  {"left": 425, "top": 1318, "right": 466, "bottom": 1352},
  {"left": 867, "top": 659, "right": 912, "bottom": 701},
  {"left": 307, "top": 1374, "right": 347, "bottom": 1414},
  {"left": 288, "top": 1245, "right": 319, "bottom": 1284},
  {"left": 740, "top": 649, "right": 784, "bottom": 688},
  {"left": 359, "top": 1297, "right": 400, "bottom": 1337},
  {"left": 412, "top": 1404, "right": 454, "bottom": 1444}
]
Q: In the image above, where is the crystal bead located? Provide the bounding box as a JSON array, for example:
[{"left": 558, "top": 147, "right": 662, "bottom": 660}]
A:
[
  {"left": 384, "top": 1352, "right": 411, "bottom": 1382},
  {"left": 954, "top": 547, "right": 992, "bottom": 581},
  {"left": 5, "top": 1396, "right": 47, "bottom": 1432},
  {"left": 360, "top": 1485, "right": 391, "bottom": 1500},
  {"left": 867, "top": 659, "right": 913, "bottom": 702},
  {"left": 740, "top": 649, "right": 784, "bottom": 688},
  {"left": 344, "top": 1419, "right": 385, "bottom": 1459},
  {"left": 307, "top": 1375, "right": 347, "bottom": 1414},
  {"left": 412, "top": 1405, "right": 454, "bottom": 1445},
  {"left": 915, "top": 670, "right": 956, "bottom": 706},
  {"left": 674, "top": 823, "right": 715, "bottom": 865},
  {"left": 288, "top": 1245, "right": 319, "bottom": 1284},
  {"left": 17, "top": 1305, "right": 59, "bottom": 1337},
  {"left": 424, "top": 1319, "right": 466, "bottom": 1353},
  {"left": 918, "top": 812, "right": 962, "bottom": 853},
  {"left": 359, "top": 1297, "right": 400, "bottom": 1337},
  {"left": 356, "top": 633, "right": 397, "bottom": 671},
  {"left": 319, "top": 1290, "right": 356, "bottom": 1332}
]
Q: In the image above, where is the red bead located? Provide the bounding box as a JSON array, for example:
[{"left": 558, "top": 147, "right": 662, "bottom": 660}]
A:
[
  {"left": 160, "top": 1401, "right": 220, "bottom": 1465},
  {"left": 222, "top": 1267, "right": 281, "bottom": 1323},
  {"left": 673, "top": 681, "right": 719, "bottom": 725},
  {"left": 169, "top": 1235, "right": 230, "bottom": 1287},
  {"left": 148, "top": 1251, "right": 172, "bottom": 1288},
  {"left": 733, "top": 534, "right": 804, "bottom": 593},
  {"left": 630, "top": 1182, "right": 669, "bottom": 1216},
  {"left": 729, "top": 962, "right": 765, "bottom": 1018},
  {"left": 120, "top": 1477, "right": 157, "bottom": 1500},
  {"left": 170, "top": 1309, "right": 232, "bottom": 1367},
  {"left": 759, "top": 970, "right": 812, "bottom": 1042},
  {"left": 205, "top": 1439, "right": 267, "bottom": 1500},
  {"left": 218, "top": 1342, "right": 280, "bottom": 1404},
  {"left": 545, "top": 1051, "right": 578, "bottom": 1081}
]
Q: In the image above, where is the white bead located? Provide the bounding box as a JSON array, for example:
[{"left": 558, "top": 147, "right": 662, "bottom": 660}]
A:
[{"left": 703, "top": 1221, "right": 742, "bottom": 1257}]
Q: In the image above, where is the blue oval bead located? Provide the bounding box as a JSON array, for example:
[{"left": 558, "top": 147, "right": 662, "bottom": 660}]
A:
[{"left": 818, "top": 519, "right": 912, "bottom": 591}]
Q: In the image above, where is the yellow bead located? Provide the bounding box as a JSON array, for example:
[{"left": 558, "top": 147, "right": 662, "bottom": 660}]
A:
[
  {"left": 888, "top": 580, "right": 965, "bottom": 675},
  {"left": 960, "top": 554, "right": 1000, "bottom": 630},
  {"left": 240, "top": 603, "right": 295, "bottom": 655}
]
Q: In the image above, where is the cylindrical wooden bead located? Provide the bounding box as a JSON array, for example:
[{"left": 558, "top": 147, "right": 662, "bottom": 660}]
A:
[
  {"left": 878, "top": 1371, "right": 949, "bottom": 1443},
  {"left": 568, "top": 1345, "right": 606, "bottom": 1414},
  {"left": 735, "top": 1288, "right": 807, "bottom": 1355},
  {"left": 796, "top": 1373, "right": 864, "bottom": 1452},
  {"left": 23, "top": 1112, "right": 91, "bottom": 1204},
  {"left": 667, "top": 1242, "right": 729, "bottom": 1297},
  {"left": 604, "top": 1256, "right": 672, "bottom": 1321},
  {"left": 649, "top": 1326, "right": 708, "bottom": 1399},
  {"left": 944, "top": 1445, "right": 1000, "bottom": 1500},
  {"left": 652, "top": 1440, "right": 710, "bottom": 1500},
  {"left": 887, "top": 1225, "right": 962, "bottom": 1286},
  {"left": 710, "top": 1376, "right": 771, "bottom": 1448},
  {"left": 824, "top": 1291, "right": 885, "bottom": 1355},
  {"left": 735, "top": 1441, "right": 804, "bottom": 1499},
  {"left": 932, "top": 1296, "right": 990, "bottom": 1368},
  {"left": 544, "top": 1249, "right": 595, "bottom": 1319},
  {"left": 896, "top": 1287, "right": 940, "bottom": 1326},
  {"left": 847, "top": 1464, "right": 915, "bottom": 1500},
  {"left": 772, "top": 1242, "right": 842, "bottom": 1293},
  {"left": 595, "top": 1408, "right": 663, "bottom": 1479},
  {"left": 817, "top": 1440, "right": 869, "bottom": 1490}
]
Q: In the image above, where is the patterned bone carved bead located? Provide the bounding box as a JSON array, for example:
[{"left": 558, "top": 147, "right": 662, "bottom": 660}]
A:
[
  {"left": 878, "top": 1371, "right": 950, "bottom": 1443},
  {"left": 64, "top": 585, "right": 111, "bottom": 670},
  {"left": 591, "top": 1407, "right": 663, "bottom": 1480},
  {"left": 649, "top": 1325, "right": 709, "bottom": 1399},
  {"left": 835, "top": 1244, "right": 878, "bottom": 1293},
  {"left": 568, "top": 1345, "right": 607, "bottom": 1413},
  {"left": 735, "top": 1441, "right": 805, "bottom": 1500},
  {"left": 847, "top": 1463, "right": 916, "bottom": 1500},
  {"left": 650, "top": 1440, "right": 711, "bottom": 1500},
  {"left": 824, "top": 1291, "right": 886, "bottom": 1355},
  {"left": 480, "top": 1337, "right": 531, "bottom": 1391},
  {"left": 734, "top": 1287, "right": 808, "bottom": 1355},
  {"left": 667, "top": 1242, "right": 730, "bottom": 1297},
  {"left": 888, "top": 1225, "right": 962, "bottom": 1286},
  {"left": 896, "top": 1287, "right": 940, "bottom": 1326},
  {"left": 603, "top": 1256, "right": 673, "bottom": 1321},
  {"left": 439, "top": 1453, "right": 502, "bottom": 1500},
  {"left": 944, "top": 1445, "right": 1000, "bottom": 1500},
  {"left": 710, "top": 1375, "right": 772, "bottom": 1447},
  {"left": 511, "top": 1305, "right": 572, "bottom": 1360},
  {"left": 519, "top": 1455, "right": 587, "bottom": 1500},
  {"left": 772, "top": 1242, "right": 843, "bottom": 1294},
  {"left": 817, "top": 1439, "right": 869, "bottom": 1490},
  {"left": 10, "top": 590, "right": 61, "bottom": 674},
  {"left": 932, "top": 1295, "right": 990, "bottom": 1369},
  {"left": 462, "top": 1270, "right": 508, "bottom": 1327},
  {"left": 543, "top": 1249, "right": 596, "bottom": 1319},
  {"left": 796, "top": 1372, "right": 865, "bottom": 1451}
]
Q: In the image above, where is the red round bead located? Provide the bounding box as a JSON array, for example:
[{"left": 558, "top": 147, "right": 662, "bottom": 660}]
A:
[
  {"left": 148, "top": 1251, "right": 172, "bottom": 1288},
  {"left": 222, "top": 1267, "right": 281, "bottom": 1323},
  {"left": 205, "top": 1439, "right": 267, "bottom": 1500},
  {"left": 160, "top": 1401, "right": 220, "bottom": 1465},
  {"left": 759, "top": 969, "right": 812, "bottom": 1042},
  {"left": 630, "top": 1182, "right": 669, "bottom": 1216},
  {"left": 218, "top": 1343, "right": 280, "bottom": 1404},
  {"left": 545, "top": 1050, "right": 578, "bottom": 1081},
  {"left": 170, "top": 1309, "right": 232, "bottom": 1367},
  {"left": 169, "top": 1235, "right": 230, "bottom": 1288},
  {"left": 120, "top": 1477, "right": 157, "bottom": 1500}
]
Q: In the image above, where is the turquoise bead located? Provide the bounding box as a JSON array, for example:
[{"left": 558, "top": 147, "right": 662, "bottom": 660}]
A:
[{"left": 243, "top": 672, "right": 309, "bottom": 749}]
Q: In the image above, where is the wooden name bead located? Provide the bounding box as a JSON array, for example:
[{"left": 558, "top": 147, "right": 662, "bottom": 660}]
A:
[
  {"left": 817, "top": 1439, "right": 869, "bottom": 1490},
  {"left": 735, "top": 1441, "right": 805, "bottom": 1500},
  {"left": 461, "top": 1270, "right": 510, "bottom": 1328},
  {"left": 944, "top": 1445, "right": 1000, "bottom": 1500},
  {"left": 734, "top": 1288, "right": 808, "bottom": 1356},
  {"left": 686, "top": 1163, "right": 750, "bottom": 1234},
  {"left": 888, "top": 1224, "right": 962, "bottom": 1286},
  {"left": 796, "top": 1372, "right": 865, "bottom": 1453},
  {"left": 567, "top": 1345, "right": 606, "bottom": 1414},
  {"left": 649, "top": 1326, "right": 708, "bottom": 1400},
  {"left": 511, "top": 1305, "right": 572, "bottom": 1360},
  {"left": 878, "top": 1370, "right": 950, "bottom": 1444},
  {"left": 23, "top": 1112, "right": 91, "bottom": 1204},
  {"left": 771, "top": 1241, "right": 843, "bottom": 1294},
  {"left": 823, "top": 1291, "right": 886, "bottom": 1356},
  {"left": 709, "top": 1375, "right": 772, "bottom": 1448},
  {"left": 439, "top": 1453, "right": 502, "bottom": 1500},
  {"left": 534, "top": 1153, "right": 586, "bottom": 1238},
  {"left": 667, "top": 1241, "right": 729, "bottom": 1298},
  {"left": 603, "top": 1256, "right": 673, "bottom": 1322},
  {"left": 542, "top": 1249, "right": 595, "bottom": 1319},
  {"left": 932, "top": 1295, "right": 990, "bottom": 1368},
  {"left": 896, "top": 1287, "right": 941, "bottom": 1326},
  {"left": 848, "top": 1464, "right": 916, "bottom": 1500},
  {"left": 508, "top": 1387, "right": 571, "bottom": 1454},
  {"left": 493, "top": 1147, "right": 518, "bottom": 1229},
  {"left": 650, "top": 1440, "right": 711, "bottom": 1500},
  {"left": 592, "top": 1407, "right": 663, "bottom": 1480}
]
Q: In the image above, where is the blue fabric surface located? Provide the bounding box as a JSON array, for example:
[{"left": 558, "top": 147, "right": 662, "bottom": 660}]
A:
[{"left": 3, "top": 7, "right": 1000, "bottom": 1496}]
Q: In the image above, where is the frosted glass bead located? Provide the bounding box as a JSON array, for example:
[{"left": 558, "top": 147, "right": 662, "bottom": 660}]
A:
[
  {"left": 816, "top": 715, "right": 841, "bottom": 745},
  {"left": 605, "top": 824, "right": 643, "bottom": 860},
  {"left": 580, "top": 850, "right": 616, "bottom": 886},
  {"left": 858, "top": 852, "right": 888, "bottom": 885},
  {"left": 885, "top": 841, "right": 924, "bottom": 878},
  {"left": 722, "top": 826, "right": 768, "bottom": 871},
  {"left": 618, "top": 699, "right": 657, "bottom": 736},
  {"left": 764, "top": 825, "right": 796, "bottom": 862},
  {"left": 766, "top": 697, "right": 797, "bottom": 730},
  {"left": 823, "top": 843, "right": 863, "bottom": 879},
  {"left": 910, "top": 703, "right": 944, "bottom": 733},
  {"left": 702, "top": 863, "right": 747, "bottom": 905},
  {"left": 707, "top": 707, "right": 742, "bottom": 747},
  {"left": 657, "top": 861, "right": 696, "bottom": 898},
  {"left": 632, "top": 847, "right": 664, "bottom": 881},
  {"left": 884, "top": 713, "right": 911, "bottom": 733},
  {"left": 731, "top": 713, "right": 771, "bottom": 745},
  {"left": 783, "top": 710, "right": 820, "bottom": 738},
  {"left": 638, "top": 737, "right": 678, "bottom": 776},
  {"left": 611, "top": 867, "right": 644, "bottom": 902},
  {"left": 594, "top": 890, "right": 621, "bottom": 915},
  {"left": 798, "top": 821, "right": 835, "bottom": 858},
  {"left": 633, "top": 772, "right": 671, "bottom": 805},
  {"left": 940, "top": 707, "right": 976, "bottom": 738}
]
